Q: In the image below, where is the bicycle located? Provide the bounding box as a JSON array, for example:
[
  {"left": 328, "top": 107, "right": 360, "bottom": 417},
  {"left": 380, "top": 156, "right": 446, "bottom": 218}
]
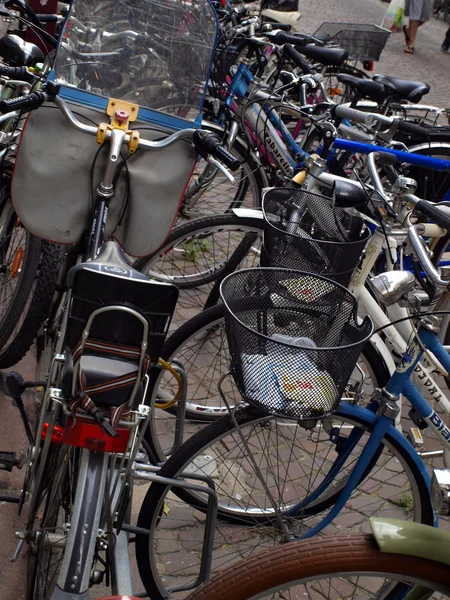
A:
[{"left": 0, "top": 0, "right": 239, "bottom": 597}]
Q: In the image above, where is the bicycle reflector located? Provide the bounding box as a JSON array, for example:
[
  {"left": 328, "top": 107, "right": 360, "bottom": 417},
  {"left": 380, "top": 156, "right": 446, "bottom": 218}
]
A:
[{"left": 41, "top": 418, "right": 130, "bottom": 452}]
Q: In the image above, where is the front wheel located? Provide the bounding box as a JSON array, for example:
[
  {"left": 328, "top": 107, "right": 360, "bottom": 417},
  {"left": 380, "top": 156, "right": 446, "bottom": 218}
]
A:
[
  {"left": 136, "top": 405, "right": 433, "bottom": 600},
  {"left": 185, "top": 533, "right": 450, "bottom": 600}
]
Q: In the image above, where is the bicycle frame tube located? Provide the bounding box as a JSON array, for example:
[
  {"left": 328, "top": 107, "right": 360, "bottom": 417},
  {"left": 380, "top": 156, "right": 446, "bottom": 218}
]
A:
[{"left": 388, "top": 329, "right": 450, "bottom": 456}]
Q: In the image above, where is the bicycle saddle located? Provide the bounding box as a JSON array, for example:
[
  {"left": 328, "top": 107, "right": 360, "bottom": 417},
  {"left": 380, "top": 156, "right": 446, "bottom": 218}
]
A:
[
  {"left": 0, "top": 34, "right": 44, "bottom": 67},
  {"left": 297, "top": 44, "right": 349, "bottom": 66},
  {"left": 373, "top": 74, "right": 430, "bottom": 104},
  {"left": 337, "top": 74, "right": 387, "bottom": 104}
]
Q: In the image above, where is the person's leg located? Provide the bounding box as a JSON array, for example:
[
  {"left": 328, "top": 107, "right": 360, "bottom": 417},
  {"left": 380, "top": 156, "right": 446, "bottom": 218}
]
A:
[
  {"left": 443, "top": 25, "right": 450, "bottom": 51},
  {"left": 404, "top": 19, "right": 422, "bottom": 51}
]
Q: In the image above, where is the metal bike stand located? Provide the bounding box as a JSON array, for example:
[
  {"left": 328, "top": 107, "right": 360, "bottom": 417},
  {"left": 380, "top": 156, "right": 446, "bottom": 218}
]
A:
[{"left": 128, "top": 463, "right": 218, "bottom": 593}]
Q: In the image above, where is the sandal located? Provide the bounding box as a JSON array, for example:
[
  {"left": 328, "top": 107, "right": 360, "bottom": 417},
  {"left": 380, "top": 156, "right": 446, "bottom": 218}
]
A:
[
  {"left": 404, "top": 45, "right": 415, "bottom": 54},
  {"left": 403, "top": 25, "right": 410, "bottom": 45}
]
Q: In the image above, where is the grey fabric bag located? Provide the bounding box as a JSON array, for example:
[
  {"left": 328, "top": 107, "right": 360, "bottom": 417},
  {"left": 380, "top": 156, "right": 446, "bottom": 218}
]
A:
[{"left": 12, "top": 101, "right": 197, "bottom": 257}]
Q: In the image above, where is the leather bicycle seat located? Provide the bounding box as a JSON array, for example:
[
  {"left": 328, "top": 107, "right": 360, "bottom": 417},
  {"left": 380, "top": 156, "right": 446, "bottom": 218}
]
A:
[
  {"left": 373, "top": 74, "right": 430, "bottom": 104},
  {"left": 337, "top": 74, "right": 387, "bottom": 104},
  {"left": 298, "top": 44, "right": 349, "bottom": 66},
  {"left": 0, "top": 34, "right": 44, "bottom": 67}
]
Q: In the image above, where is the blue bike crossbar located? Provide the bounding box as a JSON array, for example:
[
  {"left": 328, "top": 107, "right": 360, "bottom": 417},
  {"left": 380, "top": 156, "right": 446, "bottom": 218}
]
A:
[{"left": 334, "top": 138, "right": 450, "bottom": 171}]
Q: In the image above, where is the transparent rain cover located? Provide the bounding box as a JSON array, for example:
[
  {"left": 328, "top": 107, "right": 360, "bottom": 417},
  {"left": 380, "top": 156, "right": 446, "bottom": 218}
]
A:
[{"left": 53, "top": 0, "right": 218, "bottom": 122}]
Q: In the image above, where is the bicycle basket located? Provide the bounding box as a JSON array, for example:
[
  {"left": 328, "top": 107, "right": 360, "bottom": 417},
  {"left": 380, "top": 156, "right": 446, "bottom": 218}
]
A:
[
  {"left": 221, "top": 268, "right": 373, "bottom": 420},
  {"left": 262, "top": 188, "right": 370, "bottom": 287},
  {"left": 12, "top": 0, "right": 218, "bottom": 257},
  {"left": 314, "top": 23, "right": 390, "bottom": 61}
]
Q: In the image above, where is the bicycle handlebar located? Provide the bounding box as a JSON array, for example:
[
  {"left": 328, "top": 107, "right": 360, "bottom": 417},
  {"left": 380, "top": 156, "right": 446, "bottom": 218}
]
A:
[{"left": 0, "top": 66, "right": 36, "bottom": 83}]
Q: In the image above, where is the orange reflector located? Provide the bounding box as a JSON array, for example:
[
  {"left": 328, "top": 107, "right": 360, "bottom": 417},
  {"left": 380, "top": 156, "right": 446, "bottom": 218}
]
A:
[
  {"left": 10, "top": 247, "right": 24, "bottom": 278},
  {"left": 42, "top": 418, "right": 130, "bottom": 452}
]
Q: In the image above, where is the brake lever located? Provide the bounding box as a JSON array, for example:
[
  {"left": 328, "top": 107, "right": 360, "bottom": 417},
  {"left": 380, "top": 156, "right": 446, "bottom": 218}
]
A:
[{"left": 207, "top": 156, "right": 235, "bottom": 184}]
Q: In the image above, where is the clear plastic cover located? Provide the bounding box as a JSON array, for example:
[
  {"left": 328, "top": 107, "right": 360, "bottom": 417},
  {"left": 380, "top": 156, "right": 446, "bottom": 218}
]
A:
[{"left": 53, "top": 0, "right": 217, "bottom": 120}]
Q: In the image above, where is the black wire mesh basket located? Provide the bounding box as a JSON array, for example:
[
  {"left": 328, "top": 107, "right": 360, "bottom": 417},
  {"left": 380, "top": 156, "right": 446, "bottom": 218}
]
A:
[
  {"left": 314, "top": 23, "right": 391, "bottom": 61},
  {"left": 262, "top": 188, "right": 371, "bottom": 287},
  {"left": 220, "top": 268, "right": 373, "bottom": 421}
]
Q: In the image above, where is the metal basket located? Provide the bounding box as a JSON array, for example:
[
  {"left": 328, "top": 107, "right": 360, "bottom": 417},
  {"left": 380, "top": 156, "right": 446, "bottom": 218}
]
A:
[
  {"left": 314, "top": 23, "right": 391, "bottom": 61},
  {"left": 220, "top": 268, "right": 373, "bottom": 421},
  {"left": 262, "top": 188, "right": 371, "bottom": 287}
]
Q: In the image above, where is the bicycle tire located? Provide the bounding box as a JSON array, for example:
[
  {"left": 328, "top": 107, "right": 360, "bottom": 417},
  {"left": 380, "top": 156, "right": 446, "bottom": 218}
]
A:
[
  {"left": 145, "top": 302, "right": 390, "bottom": 429},
  {"left": 0, "top": 220, "right": 42, "bottom": 351},
  {"left": 184, "top": 534, "right": 450, "bottom": 600},
  {"left": 0, "top": 241, "right": 62, "bottom": 368},
  {"left": 136, "top": 405, "right": 433, "bottom": 600}
]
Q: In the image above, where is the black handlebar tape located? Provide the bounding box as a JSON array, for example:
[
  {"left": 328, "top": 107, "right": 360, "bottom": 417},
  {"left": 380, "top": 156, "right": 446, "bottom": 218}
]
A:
[
  {"left": 0, "top": 66, "right": 36, "bottom": 82},
  {"left": 414, "top": 201, "right": 450, "bottom": 232},
  {"left": 0, "top": 91, "right": 47, "bottom": 114},
  {"left": 274, "top": 23, "right": 293, "bottom": 31},
  {"left": 273, "top": 31, "right": 307, "bottom": 47},
  {"left": 36, "top": 13, "right": 59, "bottom": 23},
  {"left": 396, "top": 119, "right": 431, "bottom": 139},
  {"left": 374, "top": 151, "right": 398, "bottom": 166},
  {"left": 193, "top": 131, "right": 241, "bottom": 171},
  {"left": 283, "top": 44, "right": 312, "bottom": 75}
]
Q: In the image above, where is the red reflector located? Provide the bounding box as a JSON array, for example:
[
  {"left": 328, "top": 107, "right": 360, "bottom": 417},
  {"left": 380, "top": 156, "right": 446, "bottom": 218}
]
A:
[
  {"left": 363, "top": 60, "right": 374, "bottom": 71},
  {"left": 41, "top": 422, "right": 65, "bottom": 444},
  {"left": 62, "top": 417, "right": 130, "bottom": 453}
]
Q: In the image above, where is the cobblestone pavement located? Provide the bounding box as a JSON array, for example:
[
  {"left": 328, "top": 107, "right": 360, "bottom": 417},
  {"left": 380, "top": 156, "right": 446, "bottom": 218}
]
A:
[{"left": 1, "top": 1, "right": 450, "bottom": 599}]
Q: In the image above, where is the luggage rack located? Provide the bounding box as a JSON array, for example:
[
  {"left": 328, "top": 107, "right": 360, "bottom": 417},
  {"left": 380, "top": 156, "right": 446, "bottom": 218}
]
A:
[{"left": 314, "top": 22, "right": 391, "bottom": 62}]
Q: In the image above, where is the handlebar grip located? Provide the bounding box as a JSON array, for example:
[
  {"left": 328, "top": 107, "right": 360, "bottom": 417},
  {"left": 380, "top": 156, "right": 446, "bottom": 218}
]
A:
[
  {"left": 273, "top": 31, "right": 306, "bottom": 46},
  {"left": 396, "top": 119, "right": 431, "bottom": 139},
  {"left": 0, "top": 91, "right": 47, "bottom": 114},
  {"left": 334, "top": 105, "right": 375, "bottom": 126},
  {"left": 0, "top": 66, "right": 36, "bottom": 83},
  {"left": 230, "top": 12, "right": 239, "bottom": 26},
  {"left": 193, "top": 131, "right": 241, "bottom": 171},
  {"left": 36, "top": 13, "right": 59, "bottom": 23},
  {"left": 414, "top": 200, "right": 450, "bottom": 232},
  {"left": 283, "top": 44, "right": 312, "bottom": 75}
]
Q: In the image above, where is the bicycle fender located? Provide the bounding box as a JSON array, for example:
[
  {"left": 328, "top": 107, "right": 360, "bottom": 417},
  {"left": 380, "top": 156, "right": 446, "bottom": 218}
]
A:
[{"left": 370, "top": 518, "right": 449, "bottom": 565}]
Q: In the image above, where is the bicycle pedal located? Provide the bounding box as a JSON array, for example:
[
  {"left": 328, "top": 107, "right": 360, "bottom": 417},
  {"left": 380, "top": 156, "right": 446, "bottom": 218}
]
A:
[
  {"left": 407, "top": 427, "right": 424, "bottom": 448},
  {"left": 0, "top": 451, "right": 26, "bottom": 472}
]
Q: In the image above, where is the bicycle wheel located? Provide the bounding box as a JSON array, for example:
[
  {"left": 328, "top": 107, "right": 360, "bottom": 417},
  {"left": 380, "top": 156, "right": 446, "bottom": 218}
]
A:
[
  {"left": 0, "top": 205, "right": 42, "bottom": 352},
  {"left": 145, "top": 302, "right": 389, "bottom": 435},
  {"left": 321, "top": 64, "right": 370, "bottom": 104},
  {"left": 405, "top": 144, "right": 450, "bottom": 203},
  {"left": 135, "top": 213, "right": 264, "bottom": 331},
  {"left": 185, "top": 534, "right": 450, "bottom": 600},
  {"left": 0, "top": 241, "right": 62, "bottom": 368},
  {"left": 136, "top": 405, "right": 433, "bottom": 599}
]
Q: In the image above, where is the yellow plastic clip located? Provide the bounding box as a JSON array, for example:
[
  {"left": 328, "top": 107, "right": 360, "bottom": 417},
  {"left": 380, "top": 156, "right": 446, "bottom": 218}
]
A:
[
  {"left": 96, "top": 123, "right": 109, "bottom": 145},
  {"left": 128, "top": 130, "right": 140, "bottom": 153}
]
